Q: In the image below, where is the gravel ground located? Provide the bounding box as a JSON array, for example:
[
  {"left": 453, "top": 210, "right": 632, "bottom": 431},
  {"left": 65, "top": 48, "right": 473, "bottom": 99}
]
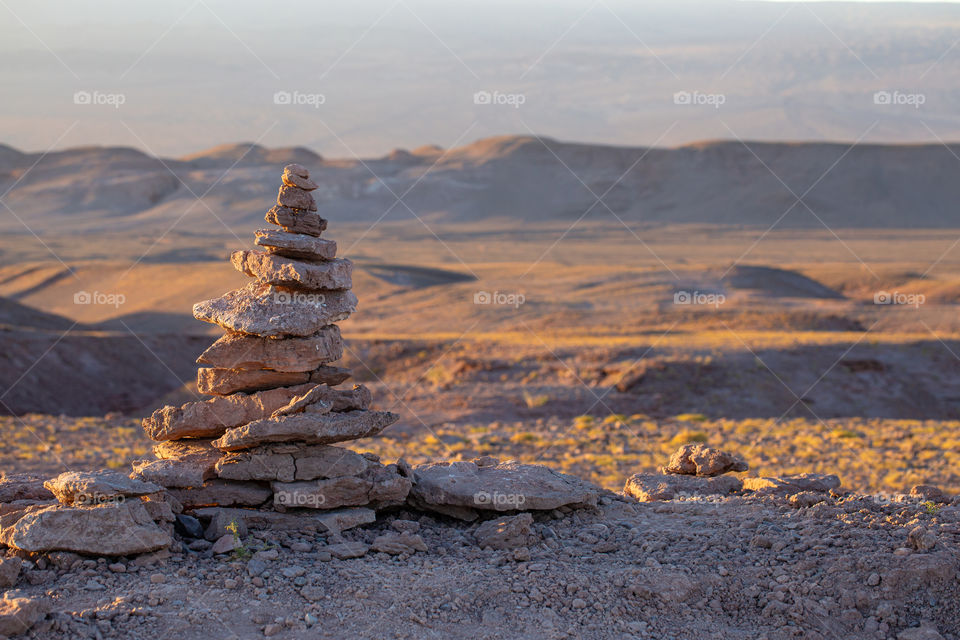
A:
[{"left": 6, "top": 491, "right": 960, "bottom": 640}]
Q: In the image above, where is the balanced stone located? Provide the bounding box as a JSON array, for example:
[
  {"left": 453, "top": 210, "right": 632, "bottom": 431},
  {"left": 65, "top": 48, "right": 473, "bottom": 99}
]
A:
[
  {"left": 215, "top": 444, "right": 370, "bottom": 483},
  {"left": 272, "top": 464, "right": 410, "bottom": 510},
  {"left": 197, "top": 365, "right": 351, "bottom": 395},
  {"left": 198, "top": 368, "right": 312, "bottom": 396},
  {"left": 282, "top": 166, "right": 319, "bottom": 190},
  {"left": 410, "top": 459, "right": 599, "bottom": 515},
  {"left": 44, "top": 471, "right": 162, "bottom": 506},
  {"left": 193, "top": 282, "right": 356, "bottom": 337},
  {"left": 196, "top": 327, "right": 343, "bottom": 372},
  {"left": 231, "top": 250, "right": 353, "bottom": 290},
  {"left": 663, "top": 444, "right": 748, "bottom": 477},
  {"left": 167, "top": 480, "right": 272, "bottom": 509},
  {"left": 0, "top": 501, "right": 170, "bottom": 555},
  {"left": 284, "top": 163, "right": 310, "bottom": 178},
  {"left": 212, "top": 410, "right": 399, "bottom": 451},
  {"left": 143, "top": 383, "right": 332, "bottom": 441},
  {"left": 277, "top": 184, "right": 317, "bottom": 211},
  {"left": 255, "top": 229, "right": 337, "bottom": 261},
  {"left": 265, "top": 205, "right": 327, "bottom": 236}
]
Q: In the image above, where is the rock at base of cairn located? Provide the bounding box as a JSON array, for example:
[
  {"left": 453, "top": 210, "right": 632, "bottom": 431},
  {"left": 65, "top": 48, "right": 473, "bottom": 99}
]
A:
[
  {"left": 0, "top": 500, "right": 171, "bottom": 555},
  {"left": 215, "top": 443, "right": 371, "bottom": 483},
  {"left": 272, "top": 464, "right": 411, "bottom": 511},
  {"left": 409, "top": 458, "right": 599, "bottom": 520},
  {"left": 43, "top": 470, "right": 162, "bottom": 506}
]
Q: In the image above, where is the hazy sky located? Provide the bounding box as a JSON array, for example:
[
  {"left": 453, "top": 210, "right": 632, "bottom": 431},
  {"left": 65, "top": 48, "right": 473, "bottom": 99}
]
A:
[{"left": 2, "top": 0, "right": 960, "bottom": 157}]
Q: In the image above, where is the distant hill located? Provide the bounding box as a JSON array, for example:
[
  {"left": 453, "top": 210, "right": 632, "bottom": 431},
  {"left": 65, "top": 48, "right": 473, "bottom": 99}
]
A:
[{"left": 2, "top": 136, "right": 960, "bottom": 233}]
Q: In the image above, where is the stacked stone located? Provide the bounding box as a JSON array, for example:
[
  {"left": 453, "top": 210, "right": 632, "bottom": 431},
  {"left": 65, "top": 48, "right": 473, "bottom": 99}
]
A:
[{"left": 133, "top": 164, "right": 409, "bottom": 515}]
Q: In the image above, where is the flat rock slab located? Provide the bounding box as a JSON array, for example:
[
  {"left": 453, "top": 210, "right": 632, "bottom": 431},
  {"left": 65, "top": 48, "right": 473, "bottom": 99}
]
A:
[
  {"left": 131, "top": 441, "right": 221, "bottom": 488},
  {"left": 623, "top": 473, "right": 743, "bottom": 502},
  {"left": 44, "top": 471, "right": 162, "bottom": 506},
  {"left": 191, "top": 506, "right": 374, "bottom": 534},
  {"left": 0, "top": 501, "right": 171, "bottom": 555},
  {"left": 664, "top": 444, "right": 748, "bottom": 477},
  {"left": 410, "top": 459, "right": 599, "bottom": 514},
  {"left": 213, "top": 409, "right": 399, "bottom": 451},
  {"left": 743, "top": 473, "right": 841, "bottom": 495},
  {"left": 196, "top": 365, "right": 350, "bottom": 396},
  {"left": 143, "top": 383, "right": 322, "bottom": 440},
  {"left": 197, "top": 327, "right": 343, "bottom": 372},
  {"left": 216, "top": 443, "right": 370, "bottom": 483},
  {"left": 272, "top": 464, "right": 411, "bottom": 510},
  {"left": 232, "top": 251, "right": 353, "bottom": 290},
  {"left": 255, "top": 229, "right": 337, "bottom": 261},
  {"left": 277, "top": 184, "right": 317, "bottom": 211},
  {"left": 0, "top": 595, "right": 50, "bottom": 637},
  {"left": 265, "top": 205, "right": 326, "bottom": 236},
  {"left": 167, "top": 480, "right": 273, "bottom": 509},
  {"left": 193, "top": 282, "right": 355, "bottom": 337},
  {"left": 0, "top": 473, "right": 54, "bottom": 502}
]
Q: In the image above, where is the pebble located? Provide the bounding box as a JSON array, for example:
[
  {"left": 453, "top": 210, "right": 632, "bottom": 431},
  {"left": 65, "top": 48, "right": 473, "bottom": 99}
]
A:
[
  {"left": 866, "top": 572, "right": 881, "bottom": 586},
  {"left": 149, "top": 574, "right": 166, "bottom": 584}
]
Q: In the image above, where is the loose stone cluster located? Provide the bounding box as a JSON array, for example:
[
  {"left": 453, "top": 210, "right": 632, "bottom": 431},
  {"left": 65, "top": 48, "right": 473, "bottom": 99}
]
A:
[{"left": 133, "top": 164, "right": 409, "bottom": 515}]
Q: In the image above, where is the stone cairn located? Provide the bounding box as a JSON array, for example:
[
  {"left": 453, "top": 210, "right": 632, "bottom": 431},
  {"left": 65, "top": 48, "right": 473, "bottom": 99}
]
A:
[
  {"left": 132, "top": 164, "right": 410, "bottom": 529},
  {"left": 0, "top": 164, "right": 602, "bottom": 568}
]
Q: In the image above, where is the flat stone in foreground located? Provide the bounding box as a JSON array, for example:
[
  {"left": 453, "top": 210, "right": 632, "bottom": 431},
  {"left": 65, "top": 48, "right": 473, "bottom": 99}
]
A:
[
  {"left": 193, "top": 282, "right": 356, "bottom": 337},
  {"left": 44, "top": 471, "right": 162, "bottom": 506},
  {"left": 213, "top": 409, "right": 399, "bottom": 451},
  {"left": 197, "top": 327, "right": 343, "bottom": 372},
  {"left": 196, "top": 365, "right": 351, "bottom": 395},
  {"left": 410, "top": 458, "right": 599, "bottom": 516},
  {"left": 255, "top": 229, "right": 337, "bottom": 261},
  {"left": 231, "top": 251, "right": 353, "bottom": 290},
  {"left": 623, "top": 473, "right": 742, "bottom": 502},
  {"left": 0, "top": 501, "right": 171, "bottom": 555}
]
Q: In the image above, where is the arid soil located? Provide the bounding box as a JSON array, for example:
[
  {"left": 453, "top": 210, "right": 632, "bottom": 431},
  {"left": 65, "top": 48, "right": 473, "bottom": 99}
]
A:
[{"left": 5, "top": 492, "right": 959, "bottom": 640}]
